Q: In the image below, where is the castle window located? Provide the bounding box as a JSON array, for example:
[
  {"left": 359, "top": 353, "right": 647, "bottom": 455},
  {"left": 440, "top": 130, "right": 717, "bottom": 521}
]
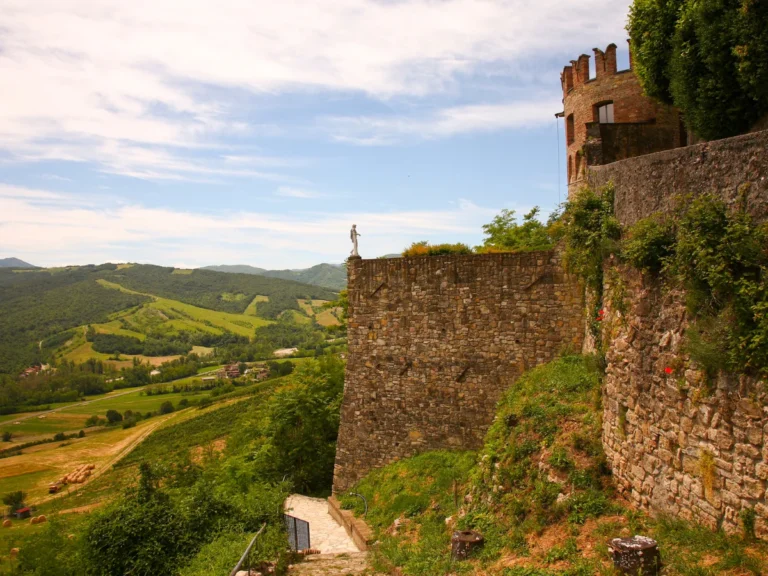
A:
[
  {"left": 566, "top": 114, "right": 575, "bottom": 145},
  {"left": 568, "top": 156, "right": 573, "bottom": 182},
  {"left": 597, "top": 102, "right": 614, "bottom": 123}
]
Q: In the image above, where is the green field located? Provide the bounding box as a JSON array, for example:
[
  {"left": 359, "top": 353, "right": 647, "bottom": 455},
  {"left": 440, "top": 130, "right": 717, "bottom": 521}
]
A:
[{"left": 51, "top": 280, "right": 274, "bottom": 368}]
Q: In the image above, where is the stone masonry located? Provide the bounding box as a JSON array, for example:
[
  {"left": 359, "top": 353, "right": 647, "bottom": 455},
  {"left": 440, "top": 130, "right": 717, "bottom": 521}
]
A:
[
  {"left": 333, "top": 251, "right": 584, "bottom": 492},
  {"left": 594, "top": 130, "right": 768, "bottom": 538},
  {"left": 601, "top": 266, "right": 768, "bottom": 537}
]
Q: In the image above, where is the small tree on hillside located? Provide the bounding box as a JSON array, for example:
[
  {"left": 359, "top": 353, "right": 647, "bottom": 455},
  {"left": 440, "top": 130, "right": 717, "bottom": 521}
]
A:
[
  {"left": 159, "top": 401, "right": 175, "bottom": 415},
  {"left": 2, "top": 490, "right": 26, "bottom": 514},
  {"left": 106, "top": 409, "right": 123, "bottom": 424}
]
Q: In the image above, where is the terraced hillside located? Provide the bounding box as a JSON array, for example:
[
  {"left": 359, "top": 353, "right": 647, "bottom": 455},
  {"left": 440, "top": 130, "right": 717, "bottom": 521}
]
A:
[{"left": 0, "top": 264, "right": 338, "bottom": 374}]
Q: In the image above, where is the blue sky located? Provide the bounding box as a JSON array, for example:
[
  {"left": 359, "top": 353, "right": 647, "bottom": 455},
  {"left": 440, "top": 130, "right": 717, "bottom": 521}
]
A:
[{"left": 1, "top": 0, "right": 632, "bottom": 269}]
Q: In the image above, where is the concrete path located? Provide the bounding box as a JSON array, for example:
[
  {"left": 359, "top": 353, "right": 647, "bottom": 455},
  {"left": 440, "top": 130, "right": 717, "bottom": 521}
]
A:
[{"left": 284, "top": 495, "right": 359, "bottom": 554}]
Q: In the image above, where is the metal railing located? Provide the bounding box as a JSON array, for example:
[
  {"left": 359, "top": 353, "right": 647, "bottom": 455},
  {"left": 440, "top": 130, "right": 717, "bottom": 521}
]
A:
[{"left": 229, "top": 524, "right": 266, "bottom": 576}]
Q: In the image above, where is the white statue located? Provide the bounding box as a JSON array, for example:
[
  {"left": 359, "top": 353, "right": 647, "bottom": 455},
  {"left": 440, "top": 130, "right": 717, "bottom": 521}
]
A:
[{"left": 350, "top": 224, "right": 361, "bottom": 257}]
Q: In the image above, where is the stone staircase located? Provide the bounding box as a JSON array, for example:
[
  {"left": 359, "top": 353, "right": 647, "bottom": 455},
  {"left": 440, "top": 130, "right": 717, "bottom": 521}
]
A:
[{"left": 287, "top": 552, "right": 370, "bottom": 575}]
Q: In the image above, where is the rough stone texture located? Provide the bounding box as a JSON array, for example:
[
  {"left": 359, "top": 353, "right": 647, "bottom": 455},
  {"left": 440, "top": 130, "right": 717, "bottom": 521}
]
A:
[
  {"left": 333, "top": 251, "right": 584, "bottom": 492},
  {"left": 592, "top": 129, "right": 768, "bottom": 539},
  {"left": 601, "top": 264, "right": 768, "bottom": 538},
  {"left": 561, "top": 42, "right": 684, "bottom": 197},
  {"left": 587, "top": 129, "right": 768, "bottom": 228}
]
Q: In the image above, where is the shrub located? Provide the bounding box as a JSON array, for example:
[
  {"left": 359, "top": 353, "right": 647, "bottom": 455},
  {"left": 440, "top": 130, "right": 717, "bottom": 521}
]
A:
[
  {"left": 622, "top": 215, "right": 676, "bottom": 274},
  {"left": 555, "top": 184, "right": 621, "bottom": 291},
  {"left": 2, "top": 431, "right": 11, "bottom": 442},
  {"left": 105, "top": 409, "right": 123, "bottom": 424},
  {"left": 402, "top": 241, "right": 472, "bottom": 257},
  {"left": 159, "top": 401, "right": 175, "bottom": 415}
]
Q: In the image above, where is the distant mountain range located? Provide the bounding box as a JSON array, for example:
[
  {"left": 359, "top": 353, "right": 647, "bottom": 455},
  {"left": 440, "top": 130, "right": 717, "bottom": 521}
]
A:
[
  {"left": 0, "top": 257, "right": 35, "bottom": 268},
  {"left": 202, "top": 263, "right": 346, "bottom": 291}
]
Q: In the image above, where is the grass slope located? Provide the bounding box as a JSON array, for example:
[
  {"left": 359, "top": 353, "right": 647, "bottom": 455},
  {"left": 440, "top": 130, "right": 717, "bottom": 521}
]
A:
[{"left": 342, "top": 356, "right": 767, "bottom": 575}]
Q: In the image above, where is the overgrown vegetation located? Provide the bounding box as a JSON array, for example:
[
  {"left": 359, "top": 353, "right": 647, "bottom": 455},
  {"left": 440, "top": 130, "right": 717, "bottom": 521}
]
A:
[
  {"left": 623, "top": 194, "right": 768, "bottom": 377},
  {"left": 628, "top": 0, "right": 768, "bottom": 140},
  {"left": 342, "top": 355, "right": 766, "bottom": 575},
  {"left": 402, "top": 242, "right": 473, "bottom": 257},
  {"left": 7, "top": 354, "right": 346, "bottom": 575}
]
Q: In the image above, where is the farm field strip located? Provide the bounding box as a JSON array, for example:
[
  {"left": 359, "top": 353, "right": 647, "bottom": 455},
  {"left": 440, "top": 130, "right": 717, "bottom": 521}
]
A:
[{"left": 0, "top": 413, "right": 179, "bottom": 503}]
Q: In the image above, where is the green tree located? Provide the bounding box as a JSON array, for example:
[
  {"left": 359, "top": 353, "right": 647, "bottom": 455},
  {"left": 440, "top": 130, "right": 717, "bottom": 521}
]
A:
[
  {"left": 254, "top": 358, "right": 344, "bottom": 494},
  {"left": 2, "top": 490, "right": 26, "bottom": 514},
  {"left": 2, "top": 431, "right": 12, "bottom": 442},
  {"left": 105, "top": 409, "right": 123, "bottom": 424},
  {"left": 628, "top": 0, "right": 768, "bottom": 139},
  {"left": 159, "top": 400, "right": 175, "bottom": 415},
  {"left": 627, "top": 0, "right": 683, "bottom": 104},
  {"left": 478, "top": 207, "right": 553, "bottom": 252}
]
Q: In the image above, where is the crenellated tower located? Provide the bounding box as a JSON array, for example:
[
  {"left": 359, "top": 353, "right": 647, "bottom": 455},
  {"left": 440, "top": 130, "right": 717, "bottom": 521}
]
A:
[{"left": 559, "top": 41, "right": 686, "bottom": 197}]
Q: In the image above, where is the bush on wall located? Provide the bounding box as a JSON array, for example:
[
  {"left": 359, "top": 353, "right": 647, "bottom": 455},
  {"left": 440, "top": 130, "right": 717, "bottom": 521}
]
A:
[{"left": 622, "top": 193, "right": 768, "bottom": 377}]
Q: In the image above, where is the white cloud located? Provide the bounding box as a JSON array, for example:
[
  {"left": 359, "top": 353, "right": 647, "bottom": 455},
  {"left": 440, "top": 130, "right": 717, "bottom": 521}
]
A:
[
  {"left": 0, "top": 0, "right": 631, "bottom": 174},
  {"left": 324, "top": 98, "right": 562, "bottom": 144},
  {"left": 0, "top": 185, "right": 527, "bottom": 268}
]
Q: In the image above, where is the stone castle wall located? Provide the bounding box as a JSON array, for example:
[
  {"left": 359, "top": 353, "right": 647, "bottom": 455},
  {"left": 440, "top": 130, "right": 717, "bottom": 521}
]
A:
[
  {"left": 333, "top": 251, "right": 584, "bottom": 492},
  {"left": 587, "top": 129, "right": 768, "bottom": 227},
  {"left": 594, "top": 130, "right": 768, "bottom": 537}
]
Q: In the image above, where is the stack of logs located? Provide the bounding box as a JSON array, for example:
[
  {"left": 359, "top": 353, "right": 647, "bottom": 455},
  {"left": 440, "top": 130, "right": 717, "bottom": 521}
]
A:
[{"left": 59, "top": 463, "right": 95, "bottom": 484}]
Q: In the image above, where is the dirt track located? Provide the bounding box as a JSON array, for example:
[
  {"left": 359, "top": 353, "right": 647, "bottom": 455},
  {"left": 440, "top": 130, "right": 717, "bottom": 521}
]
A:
[{"left": 39, "top": 411, "right": 178, "bottom": 505}]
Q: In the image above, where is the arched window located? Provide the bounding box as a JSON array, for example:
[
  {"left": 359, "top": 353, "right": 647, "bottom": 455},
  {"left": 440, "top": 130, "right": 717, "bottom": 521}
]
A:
[
  {"left": 566, "top": 114, "right": 575, "bottom": 144},
  {"left": 568, "top": 156, "right": 573, "bottom": 182}
]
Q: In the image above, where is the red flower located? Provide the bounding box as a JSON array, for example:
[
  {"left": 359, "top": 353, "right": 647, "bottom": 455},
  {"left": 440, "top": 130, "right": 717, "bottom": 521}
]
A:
[
  {"left": 664, "top": 366, "right": 673, "bottom": 375},
  {"left": 596, "top": 309, "right": 605, "bottom": 322}
]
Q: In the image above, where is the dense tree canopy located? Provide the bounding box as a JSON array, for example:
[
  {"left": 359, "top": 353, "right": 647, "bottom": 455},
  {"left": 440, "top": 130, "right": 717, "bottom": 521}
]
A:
[{"left": 628, "top": 0, "right": 768, "bottom": 140}]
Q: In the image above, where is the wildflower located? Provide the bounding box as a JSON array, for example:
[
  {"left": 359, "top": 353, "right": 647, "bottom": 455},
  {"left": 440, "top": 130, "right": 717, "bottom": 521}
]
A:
[{"left": 664, "top": 366, "right": 673, "bottom": 375}]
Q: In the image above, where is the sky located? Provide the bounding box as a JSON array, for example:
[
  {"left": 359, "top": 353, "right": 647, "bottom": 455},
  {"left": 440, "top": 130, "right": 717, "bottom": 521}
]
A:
[{"left": 0, "top": 0, "right": 633, "bottom": 269}]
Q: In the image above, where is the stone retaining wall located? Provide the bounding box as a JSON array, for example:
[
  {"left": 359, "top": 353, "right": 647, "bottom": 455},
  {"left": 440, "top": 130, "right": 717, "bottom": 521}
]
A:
[
  {"left": 594, "top": 130, "right": 768, "bottom": 538},
  {"left": 332, "top": 251, "right": 584, "bottom": 492}
]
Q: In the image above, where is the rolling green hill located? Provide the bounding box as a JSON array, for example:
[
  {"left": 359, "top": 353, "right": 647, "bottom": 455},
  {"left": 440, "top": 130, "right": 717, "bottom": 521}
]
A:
[
  {"left": 0, "top": 264, "right": 337, "bottom": 374},
  {"left": 203, "top": 262, "right": 346, "bottom": 291}
]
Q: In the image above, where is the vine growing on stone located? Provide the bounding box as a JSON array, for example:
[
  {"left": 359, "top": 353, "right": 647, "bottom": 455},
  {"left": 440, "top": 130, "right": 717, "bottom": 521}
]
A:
[
  {"left": 623, "top": 193, "right": 768, "bottom": 377},
  {"left": 554, "top": 184, "right": 621, "bottom": 347}
]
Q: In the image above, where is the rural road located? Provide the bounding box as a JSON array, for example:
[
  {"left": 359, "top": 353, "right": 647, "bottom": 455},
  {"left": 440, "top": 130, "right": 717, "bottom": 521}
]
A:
[{"left": 40, "top": 411, "right": 179, "bottom": 505}]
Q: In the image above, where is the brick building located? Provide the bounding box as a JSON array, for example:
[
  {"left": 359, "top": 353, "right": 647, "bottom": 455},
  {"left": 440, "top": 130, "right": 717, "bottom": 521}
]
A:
[{"left": 559, "top": 42, "right": 686, "bottom": 197}]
